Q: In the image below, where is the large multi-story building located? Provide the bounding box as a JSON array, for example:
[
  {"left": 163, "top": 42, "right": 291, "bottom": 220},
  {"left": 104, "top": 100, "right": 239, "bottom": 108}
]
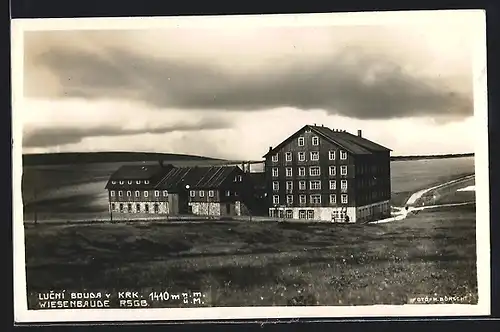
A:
[{"left": 263, "top": 124, "right": 392, "bottom": 223}]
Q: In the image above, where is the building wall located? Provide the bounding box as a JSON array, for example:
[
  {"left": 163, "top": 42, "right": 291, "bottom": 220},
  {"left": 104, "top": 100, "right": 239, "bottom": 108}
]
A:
[
  {"left": 110, "top": 201, "right": 169, "bottom": 214},
  {"left": 265, "top": 128, "right": 356, "bottom": 208},
  {"left": 188, "top": 201, "right": 242, "bottom": 217},
  {"left": 268, "top": 199, "right": 390, "bottom": 223}
]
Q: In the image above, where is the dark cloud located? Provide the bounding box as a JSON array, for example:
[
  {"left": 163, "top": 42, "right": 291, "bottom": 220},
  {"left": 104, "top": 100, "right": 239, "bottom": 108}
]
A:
[
  {"left": 23, "top": 119, "right": 230, "bottom": 148},
  {"left": 28, "top": 45, "right": 473, "bottom": 120}
]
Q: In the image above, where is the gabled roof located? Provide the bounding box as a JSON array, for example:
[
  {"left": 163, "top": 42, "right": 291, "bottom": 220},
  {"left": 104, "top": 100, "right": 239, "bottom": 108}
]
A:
[
  {"left": 263, "top": 124, "right": 391, "bottom": 157},
  {"left": 156, "top": 166, "right": 242, "bottom": 191},
  {"left": 105, "top": 163, "right": 174, "bottom": 189}
]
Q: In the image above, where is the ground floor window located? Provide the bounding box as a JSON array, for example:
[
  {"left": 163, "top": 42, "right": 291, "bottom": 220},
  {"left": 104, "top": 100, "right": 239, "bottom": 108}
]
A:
[
  {"left": 136, "top": 204, "right": 141, "bottom": 212},
  {"left": 285, "top": 209, "right": 293, "bottom": 219},
  {"left": 145, "top": 204, "right": 149, "bottom": 213},
  {"left": 154, "top": 203, "right": 159, "bottom": 213},
  {"left": 111, "top": 203, "right": 115, "bottom": 210},
  {"left": 299, "top": 210, "right": 306, "bottom": 219},
  {"left": 119, "top": 203, "right": 124, "bottom": 212},
  {"left": 307, "top": 210, "right": 314, "bottom": 219},
  {"left": 128, "top": 203, "right": 132, "bottom": 212}
]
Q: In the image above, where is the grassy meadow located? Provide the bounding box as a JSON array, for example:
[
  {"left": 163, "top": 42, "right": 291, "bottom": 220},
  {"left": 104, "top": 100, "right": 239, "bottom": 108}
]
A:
[{"left": 20, "top": 156, "right": 478, "bottom": 308}]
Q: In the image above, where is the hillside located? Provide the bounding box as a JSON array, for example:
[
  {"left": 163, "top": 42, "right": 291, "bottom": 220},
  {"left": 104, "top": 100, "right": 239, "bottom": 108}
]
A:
[
  {"left": 390, "top": 153, "right": 474, "bottom": 161},
  {"left": 22, "top": 152, "right": 224, "bottom": 166}
]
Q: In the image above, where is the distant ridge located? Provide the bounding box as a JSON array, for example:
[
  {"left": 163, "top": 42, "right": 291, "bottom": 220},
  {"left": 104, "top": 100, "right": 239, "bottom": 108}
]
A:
[
  {"left": 390, "top": 153, "right": 474, "bottom": 161},
  {"left": 22, "top": 152, "right": 224, "bottom": 166}
]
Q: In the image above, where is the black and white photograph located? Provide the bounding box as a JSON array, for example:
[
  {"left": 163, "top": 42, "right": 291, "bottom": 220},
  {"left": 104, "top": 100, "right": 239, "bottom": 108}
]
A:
[{"left": 12, "top": 10, "right": 490, "bottom": 323}]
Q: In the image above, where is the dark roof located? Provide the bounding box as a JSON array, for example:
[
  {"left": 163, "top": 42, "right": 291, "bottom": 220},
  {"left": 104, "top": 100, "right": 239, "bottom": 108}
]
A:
[
  {"left": 105, "top": 163, "right": 174, "bottom": 189},
  {"left": 156, "top": 166, "right": 242, "bottom": 190},
  {"left": 263, "top": 125, "right": 391, "bottom": 157},
  {"left": 109, "top": 164, "right": 172, "bottom": 180}
]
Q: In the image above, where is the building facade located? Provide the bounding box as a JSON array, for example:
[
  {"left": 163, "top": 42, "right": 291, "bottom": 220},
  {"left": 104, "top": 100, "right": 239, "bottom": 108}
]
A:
[
  {"left": 263, "top": 125, "right": 392, "bottom": 223},
  {"left": 106, "top": 163, "right": 255, "bottom": 218}
]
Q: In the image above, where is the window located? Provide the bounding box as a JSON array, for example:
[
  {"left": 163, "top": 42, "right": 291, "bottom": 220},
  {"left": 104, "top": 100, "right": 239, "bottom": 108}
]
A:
[
  {"left": 272, "top": 154, "right": 278, "bottom": 162},
  {"left": 111, "top": 203, "right": 116, "bottom": 210},
  {"left": 144, "top": 191, "right": 149, "bottom": 197},
  {"left": 110, "top": 191, "right": 115, "bottom": 197},
  {"left": 144, "top": 180, "right": 150, "bottom": 185},
  {"left": 340, "top": 150, "right": 347, "bottom": 160},
  {"left": 136, "top": 180, "right": 141, "bottom": 184},
  {"left": 298, "top": 167, "right": 306, "bottom": 176},
  {"left": 237, "top": 175, "right": 242, "bottom": 182},
  {"left": 286, "top": 195, "right": 293, "bottom": 204},
  {"left": 299, "top": 210, "right": 306, "bottom": 219},
  {"left": 310, "top": 151, "right": 319, "bottom": 161},
  {"left": 145, "top": 204, "right": 149, "bottom": 213},
  {"left": 273, "top": 181, "right": 279, "bottom": 191},
  {"left": 136, "top": 204, "right": 141, "bottom": 212},
  {"left": 226, "top": 190, "right": 231, "bottom": 196},
  {"left": 118, "top": 191, "right": 123, "bottom": 197},
  {"left": 128, "top": 203, "right": 132, "bottom": 212},
  {"left": 128, "top": 181, "right": 133, "bottom": 185},
  {"left": 299, "top": 195, "right": 307, "bottom": 204},
  {"left": 272, "top": 168, "right": 279, "bottom": 177},
  {"left": 330, "top": 194, "right": 337, "bottom": 204},
  {"left": 329, "top": 180, "right": 336, "bottom": 190},
  {"left": 163, "top": 190, "right": 168, "bottom": 196},
  {"left": 199, "top": 191, "right": 205, "bottom": 197},
  {"left": 329, "top": 150, "right": 336, "bottom": 160},
  {"left": 155, "top": 190, "right": 160, "bottom": 197},
  {"left": 310, "top": 180, "right": 321, "bottom": 190},
  {"left": 209, "top": 190, "right": 214, "bottom": 197},
  {"left": 127, "top": 191, "right": 131, "bottom": 197},
  {"left": 310, "top": 194, "right": 321, "bottom": 204},
  {"left": 111, "top": 181, "right": 116, "bottom": 184},
  {"left": 341, "top": 180, "right": 348, "bottom": 190},
  {"left": 273, "top": 195, "right": 280, "bottom": 205},
  {"left": 340, "top": 166, "right": 348, "bottom": 175},
  {"left": 190, "top": 190, "right": 196, "bottom": 197},
  {"left": 135, "top": 191, "right": 140, "bottom": 197},
  {"left": 119, "top": 181, "right": 124, "bottom": 185},
  {"left": 312, "top": 136, "right": 319, "bottom": 145},
  {"left": 286, "top": 167, "right": 292, "bottom": 177},
  {"left": 298, "top": 152, "right": 306, "bottom": 161},
  {"left": 309, "top": 166, "right": 321, "bottom": 176},
  {"left": 298, "top": 137, "right": 305, "bottom": 146},
  {"left": 286, "top": 209, "right": 293, "bottom": 219},
  {"left": 329, "top": 166, "right": 336, "bottom": 176},
  {"left": 286, "top": 181, "right": 293, "bottom": 190},
  {"left": 285, "top": 152, "right": 292, "bottom": 161},
  {"left": 119, "top": 203, "right": 124, "bottom": 212},
  {"left": 307, "top": 210, "right": 315, "bottom": 219},
  {"left": 341, "top": 194, "right": 348, "bottom": 204},
  {"left": 299, "top": 181, "right": 306, "bottom": 190}
]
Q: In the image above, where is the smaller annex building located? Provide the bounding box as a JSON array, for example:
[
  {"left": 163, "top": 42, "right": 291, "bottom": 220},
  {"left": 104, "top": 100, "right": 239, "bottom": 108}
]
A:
[{"left": 105, "top": 162, "right": 255, "bottom": 218}]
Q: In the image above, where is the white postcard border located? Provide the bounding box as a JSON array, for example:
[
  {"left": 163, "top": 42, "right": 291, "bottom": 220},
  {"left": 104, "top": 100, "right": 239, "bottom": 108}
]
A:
[{"left": 11, "top": 10, "right": 490, "bottom": 323}]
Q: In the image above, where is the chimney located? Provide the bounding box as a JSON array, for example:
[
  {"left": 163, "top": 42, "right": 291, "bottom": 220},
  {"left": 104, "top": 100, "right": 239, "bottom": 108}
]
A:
[
  {"left": 357, "top": 130, "right": 362, "bottom": 137},
  {"left": 269, "top": 146, "right": 272, "bottom": 152}
]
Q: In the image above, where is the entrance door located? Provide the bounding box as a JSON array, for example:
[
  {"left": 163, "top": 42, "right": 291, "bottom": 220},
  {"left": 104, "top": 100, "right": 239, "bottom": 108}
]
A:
[{"left": 226, "top": 204, "right": 231, "bottom": 215}]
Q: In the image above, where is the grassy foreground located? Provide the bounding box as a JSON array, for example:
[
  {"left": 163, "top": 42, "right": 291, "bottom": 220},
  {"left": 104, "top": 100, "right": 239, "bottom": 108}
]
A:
[{"left": 24, "top": 205, "right": 477, "bottom": 308}]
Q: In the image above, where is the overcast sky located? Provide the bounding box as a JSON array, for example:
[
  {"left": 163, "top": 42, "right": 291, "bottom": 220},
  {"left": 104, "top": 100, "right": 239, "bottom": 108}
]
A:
[{"left": 19, "top": 11, "right": 483, "bottom": 160}]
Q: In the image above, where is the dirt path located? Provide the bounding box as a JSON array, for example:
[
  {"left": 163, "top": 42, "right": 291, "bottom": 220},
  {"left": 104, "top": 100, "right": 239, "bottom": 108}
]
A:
[{"left": 371, "top": 174, "right": 475, "bottom": 224}]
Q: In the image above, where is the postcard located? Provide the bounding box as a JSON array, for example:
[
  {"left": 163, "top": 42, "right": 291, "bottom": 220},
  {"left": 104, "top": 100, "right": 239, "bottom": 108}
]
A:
[{"left": 11, "top": 9, "right": 490, "bottom": 323}]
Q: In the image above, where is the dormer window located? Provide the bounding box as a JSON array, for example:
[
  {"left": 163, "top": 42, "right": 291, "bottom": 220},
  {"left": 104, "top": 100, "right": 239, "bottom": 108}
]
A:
[
  {"left": 312, "top": 136, "right": 319, "bottom": 146},
  {"left": 111, "top": 181, "right": 117, "bottom": 184},
  {"left": 298, "top": 137, "right": 305, "bottom": 146}
]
